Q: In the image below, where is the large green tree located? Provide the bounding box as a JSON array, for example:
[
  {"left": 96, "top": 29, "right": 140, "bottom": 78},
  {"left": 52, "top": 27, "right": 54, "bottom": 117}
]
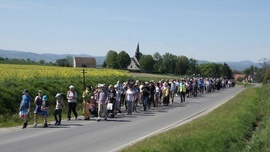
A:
[
  {"left": 187, "top": 58, "right": 198, "bottom": 75},
  {"left": 153, "top": 52, "right": 162, "bottom": 73},
  {"left": 159, "top": 53, "right": 177, "bottom": 74},
  {"left": 56, "top": 58, "right": 70, "bottom": 67},
  {"left": 117, "top": 51, "right": 131, "bottom": 69},
  {"left": 105, "top": 50, "right": 119, "bottom": 69},
  {"left": 222, "top": 62, "right": 233, "bottom": 79},
  {"left": 175, "top": 55, "right": 189, "bottom": 75},
  {"left": 65, "top": 55, "right": 74, "bottom": 66},
  {"left": 198, "top": 63, "right": 222, "bottom": 78},
  {"left": 139, "top": 54, "right": 154, "bottom": 72}
]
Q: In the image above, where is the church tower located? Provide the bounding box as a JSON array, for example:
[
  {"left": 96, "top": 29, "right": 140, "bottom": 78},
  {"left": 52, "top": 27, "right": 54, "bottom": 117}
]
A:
[
  {"left": 127, "top": 43, "right": 141, "bottom": 71},
  {"left": 135, "top": 43, "right": 140, "bottom": 61}
]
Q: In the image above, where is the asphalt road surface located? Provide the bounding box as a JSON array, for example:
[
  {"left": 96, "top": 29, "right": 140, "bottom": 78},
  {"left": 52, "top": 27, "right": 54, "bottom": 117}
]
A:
[{"left": 0, "top": 86, "right": 244, "bottom": 152}]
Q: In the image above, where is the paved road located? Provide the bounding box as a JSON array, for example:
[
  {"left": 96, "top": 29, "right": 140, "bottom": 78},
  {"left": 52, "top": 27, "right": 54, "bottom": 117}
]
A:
[{"left": 0, "top": 86, "right": 244, "bottom": 152}]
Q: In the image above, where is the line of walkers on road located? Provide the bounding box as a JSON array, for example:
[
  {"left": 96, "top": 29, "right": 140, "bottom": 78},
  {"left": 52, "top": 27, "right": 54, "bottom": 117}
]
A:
[{"left": 19, "top": 78, "right": 235, "bottom": 129}]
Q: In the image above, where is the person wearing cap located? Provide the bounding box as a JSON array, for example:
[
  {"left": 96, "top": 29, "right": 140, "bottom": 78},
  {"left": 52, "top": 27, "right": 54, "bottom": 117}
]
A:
[
  {"left": 67, "top": 85, "right": 78, "bottom": 121},
  {"left": 54, "top": 93, "right": 64, "bottom": 125},
  {"left": 33, "top": 90, "right": 43, "bottom": 127},
  {"left": 82, "top": 85, "right": 92, "bottom": 120},
  {"left": 41, "top": 95, "right": 50, "bottom": 128},
  {"left": 96, "top": 84, "right": 109, "bottom": 121},
  {"left": 19, "top": 89, "right": 32, "bottom": 129}
]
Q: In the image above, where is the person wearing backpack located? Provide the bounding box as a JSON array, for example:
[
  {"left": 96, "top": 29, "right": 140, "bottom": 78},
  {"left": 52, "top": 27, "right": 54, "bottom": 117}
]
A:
[
  {"left": 54, "top": 93, "right": 64, "bottom": 125},
  {"left": 19, "top": 89, "right": 32, "bottom": 129},
  {"left": 67, "top": 85, "right": 78, "bottom": 121},
  {"left": 41, "top": 95, "right": 50, "bottom": 128},
  {"left": 33, "top": 90, "right": 43, "bottom": 127}
]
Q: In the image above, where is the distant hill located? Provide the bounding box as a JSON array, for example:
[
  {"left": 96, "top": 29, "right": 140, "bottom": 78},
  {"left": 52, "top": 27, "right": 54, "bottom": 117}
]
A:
[
  {"left": 0, "top": 49, "right": 260, "bottom": 71},
  {"left": 198, "top": 60, "right": 260, "bottom": 71},
  {"left": 0, "top": 49, "right": 106, "bottom": 66},
  {"left": 225, "top": 60, "right": 260, "bottom": 71}
]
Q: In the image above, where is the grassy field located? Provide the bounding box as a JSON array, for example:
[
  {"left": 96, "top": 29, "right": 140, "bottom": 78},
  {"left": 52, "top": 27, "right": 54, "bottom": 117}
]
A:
[{"left": 121, "top": 84, "right": 270, "bottom": 152}]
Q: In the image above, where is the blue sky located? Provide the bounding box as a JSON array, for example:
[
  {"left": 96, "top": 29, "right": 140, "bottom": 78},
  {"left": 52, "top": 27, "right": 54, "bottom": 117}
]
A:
[{"left": 0, "top": 0, "right": 269, "bottom": 62}]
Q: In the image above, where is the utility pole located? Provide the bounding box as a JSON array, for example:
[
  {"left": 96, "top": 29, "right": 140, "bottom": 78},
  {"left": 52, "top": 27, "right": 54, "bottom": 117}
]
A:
[{"left": 81, "top": 69, "right": 87, "bottom": 89}]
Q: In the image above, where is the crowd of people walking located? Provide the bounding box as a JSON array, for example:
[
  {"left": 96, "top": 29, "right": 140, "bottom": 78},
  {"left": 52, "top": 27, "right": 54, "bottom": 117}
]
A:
[{"left": 19, "top": 78, "right": 235, "bottom": 129}]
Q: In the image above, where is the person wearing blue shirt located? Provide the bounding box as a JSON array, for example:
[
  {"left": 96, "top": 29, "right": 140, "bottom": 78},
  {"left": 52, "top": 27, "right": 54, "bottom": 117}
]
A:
[{"left": 19, "top": 89, "right": 32, "bottom": 129}]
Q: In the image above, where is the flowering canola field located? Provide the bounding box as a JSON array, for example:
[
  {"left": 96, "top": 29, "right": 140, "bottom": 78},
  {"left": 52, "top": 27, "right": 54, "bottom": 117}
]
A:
[{"left": 0, "top": 64, "right": 130, "bottom": 82}]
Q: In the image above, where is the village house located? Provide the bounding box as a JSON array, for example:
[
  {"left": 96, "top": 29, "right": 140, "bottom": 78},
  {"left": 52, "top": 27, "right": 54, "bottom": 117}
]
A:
[{"left": 73, "top": 57, "right": 97, "bottom": 68}]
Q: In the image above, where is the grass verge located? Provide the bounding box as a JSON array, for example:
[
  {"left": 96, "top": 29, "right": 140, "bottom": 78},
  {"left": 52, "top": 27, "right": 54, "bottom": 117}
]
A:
[{"left": 121, "top": 85, "right": 270, "bottom": 152}]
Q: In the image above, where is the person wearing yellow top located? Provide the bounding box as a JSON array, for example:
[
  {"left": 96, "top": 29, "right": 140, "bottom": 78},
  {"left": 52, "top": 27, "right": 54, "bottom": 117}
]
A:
[
  {"left": 162, "top": 82, "right": 170, "bottom": 106},
  {"left": 82, "top": 85, "right": 92, "bottom": 120},
  {"left": 179, "top": 79, "right": 187, "bottom": 103}
]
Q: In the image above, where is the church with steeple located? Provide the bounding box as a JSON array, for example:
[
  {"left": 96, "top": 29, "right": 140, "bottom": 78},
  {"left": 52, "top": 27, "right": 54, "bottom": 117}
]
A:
[{"left": 127, "top": 43, "right": 141, "bottom": 71}]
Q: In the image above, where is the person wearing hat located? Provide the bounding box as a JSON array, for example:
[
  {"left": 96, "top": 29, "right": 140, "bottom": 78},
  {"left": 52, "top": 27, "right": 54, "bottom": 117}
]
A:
[
  {"left": 33, "top": 90, "right": 43, "bottom": 127},
  {"left": 82, "top": 85, "right": 92, "bottom": 120},
  {"left": 67, "top": 85, "right": 78, "bottom": 121},
  {"left": 54, "top": 93, "right": 64, "bottom": 125},
  {"left": 19, "top": 89, "right": 32, "bottom": 129},
  {"left": 96, "top": 84, "right": 109, "bottom": 121},
  {"left": 41, "top": 95, "right": 50, "bottom": 128}
]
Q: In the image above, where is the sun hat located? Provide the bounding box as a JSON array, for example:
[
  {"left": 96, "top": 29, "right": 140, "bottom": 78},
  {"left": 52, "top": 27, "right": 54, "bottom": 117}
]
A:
[
  {"left": 55, "top": 93, "right": 61, "bottom": 98},
  {"left": 100, "top": 84, "right": 105, "bottom": 87},
  {"left": 38, "top": 90, "right": 43, "bottom": 93},
  {"left": 69, "top": 85, "right": 75, "bottom": 89}
]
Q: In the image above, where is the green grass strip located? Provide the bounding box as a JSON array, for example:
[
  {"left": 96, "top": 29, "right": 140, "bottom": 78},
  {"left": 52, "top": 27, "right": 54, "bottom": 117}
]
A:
[{"left": 122, "top": 85, "right": 269, "bottom": 152}]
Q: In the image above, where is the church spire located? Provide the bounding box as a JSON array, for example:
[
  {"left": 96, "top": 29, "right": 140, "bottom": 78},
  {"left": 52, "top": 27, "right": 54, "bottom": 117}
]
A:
[{"left": 135, "top": 43, "right": 140, "bottom": 61}]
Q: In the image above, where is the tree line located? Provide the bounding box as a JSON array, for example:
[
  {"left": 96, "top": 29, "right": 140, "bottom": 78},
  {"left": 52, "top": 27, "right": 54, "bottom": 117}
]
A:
[
  {"left": 0, "top": 56, "right": 73, "bottom": 67},
  {"left": 104, "top": 50, "right": 233, "bottom": 79}
]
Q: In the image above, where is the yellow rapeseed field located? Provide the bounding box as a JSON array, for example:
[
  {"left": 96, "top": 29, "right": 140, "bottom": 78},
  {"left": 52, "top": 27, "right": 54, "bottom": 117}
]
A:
[{"left": 0, "top": 64, "right": 130, "bottom": 82}]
